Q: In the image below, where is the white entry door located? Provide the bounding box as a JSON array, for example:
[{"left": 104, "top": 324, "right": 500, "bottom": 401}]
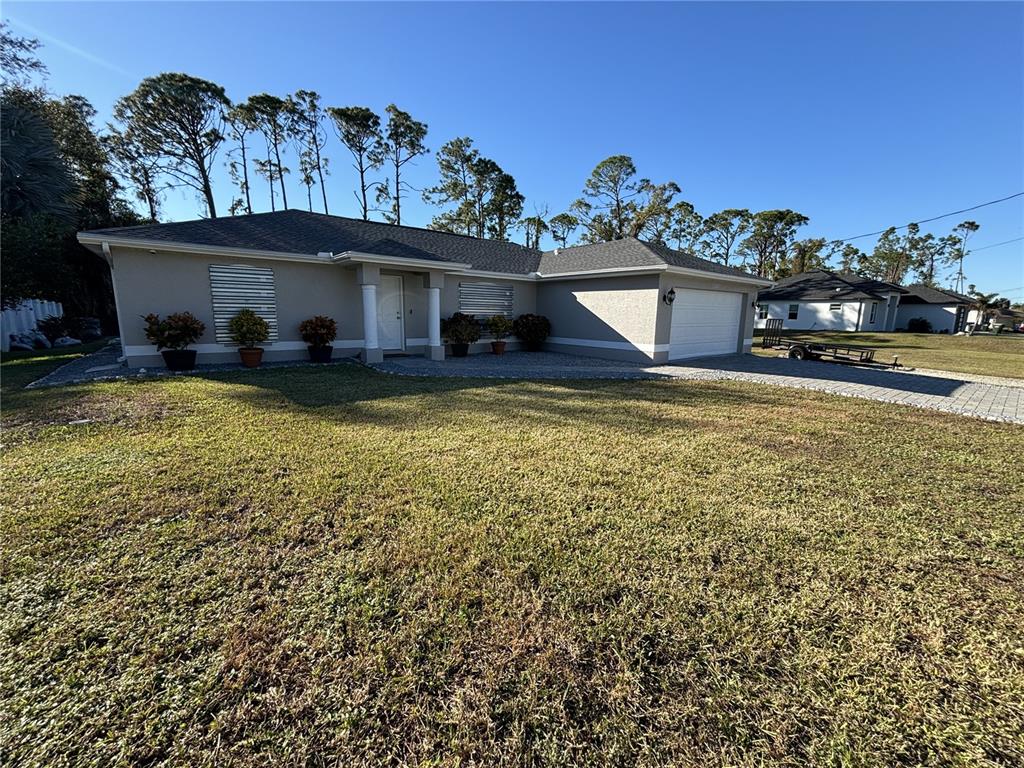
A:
[
  {"left": 668, "top": 288, "right": 743, "bottom": 360},
  {"left": 377, "top": 275, "right": 405, "bottom": 350}
]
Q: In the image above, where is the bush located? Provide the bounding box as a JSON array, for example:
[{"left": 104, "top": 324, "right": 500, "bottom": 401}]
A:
[
  {"left": 513, "top": 313, "right": 551, "bottom": 345},
  {"left": 299, "top": 315, "right": 337, "bottom": 347},
  {"left": 486, "top": 314, "right": 514, "bottom": 340},
  {"left": 37, "top": 315, "right": 70, "bottom": 343},
  {"left": 228, "top": 309, "right": 270, "bottom": 348},
  {"left": 142, "top": 312, "right": 205, "bottom": 350},
  {"left": 441, "top": 312, "right": 482, "bottom": 344},
  {"left": 907, "top": 317, "right": 933, "bottom": 333}
]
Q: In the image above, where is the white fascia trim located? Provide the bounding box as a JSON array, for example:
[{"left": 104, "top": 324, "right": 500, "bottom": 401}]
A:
[
  {"left": 333, "top": 250, "right": 471, "bottom": 271},
  {"left": 536, "top": 265, "right": 667, "bottom": 280},
  {"left": 457, "top": 269, "right": 539, "bottom": 282},
  {"left": 123, "top": 340, "right": 366, "bottom": 356},
  {"left": 76, "top": 234, "right": 329, "bottom": 264},
  {"left": 546, "top": 336, "right": 668, "bottom": 355},
  {"left": 664, "top": 265, "right": 773, "bottom": 287}
]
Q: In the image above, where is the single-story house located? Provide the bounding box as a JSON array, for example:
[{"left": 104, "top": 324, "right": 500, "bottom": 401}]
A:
[
  {"left": 894, "top": 284, "right": 973, "bottom": 333},
  {"left": 77, "top": 210, "right": 771, "bottom": 368},
  {"left": 754, "top": 270, "right": 904, "bottom": 332}
]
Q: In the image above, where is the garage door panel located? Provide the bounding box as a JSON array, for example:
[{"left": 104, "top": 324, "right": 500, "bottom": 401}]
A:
[{"left": 669, "top": 288, "right": 742, "bottom": 360}]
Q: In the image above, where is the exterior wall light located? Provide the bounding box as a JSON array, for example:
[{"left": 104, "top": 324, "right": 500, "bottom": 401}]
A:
[{"left": 663, "top": 288, "right": 676, "bottom": 305}]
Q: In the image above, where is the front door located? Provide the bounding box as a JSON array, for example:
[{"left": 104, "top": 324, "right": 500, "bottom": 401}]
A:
[{"left": 377, "top": 275, "right": 405, "bottom": 351}]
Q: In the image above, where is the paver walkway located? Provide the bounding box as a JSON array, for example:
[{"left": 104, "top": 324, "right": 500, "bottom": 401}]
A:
[
  {"left": 26, "top": 344, "right": 1023, "bottom": 424},
  {"left": 375, "top": 352, "right": 1024, "bottom": 424}
]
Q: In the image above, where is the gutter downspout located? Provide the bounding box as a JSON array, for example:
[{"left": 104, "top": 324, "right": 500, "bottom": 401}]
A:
[
  {"left": 855, "top": 301, "right": 863, "bottom": 331},
  {"left": 103, "top": 241, "right": 129, "bottom": 363}
]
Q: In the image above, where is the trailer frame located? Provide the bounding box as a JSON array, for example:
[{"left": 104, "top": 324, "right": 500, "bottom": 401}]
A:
[{"left": 760, "top": 319, "right": 901, "bottom": 368}]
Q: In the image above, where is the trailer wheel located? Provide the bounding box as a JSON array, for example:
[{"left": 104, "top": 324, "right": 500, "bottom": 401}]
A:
[{"left": 788, "top": 346, "right": 807, "bottom": 360}]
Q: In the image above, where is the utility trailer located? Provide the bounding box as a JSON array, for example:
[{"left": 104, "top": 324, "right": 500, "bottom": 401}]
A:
[{"left": 760, "top": 320, "right": 901, "bottom": 368}]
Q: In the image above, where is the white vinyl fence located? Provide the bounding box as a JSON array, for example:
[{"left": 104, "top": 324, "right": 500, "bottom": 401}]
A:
[{"left": 1, "top": 299, "right": 64, "bottom": 352}]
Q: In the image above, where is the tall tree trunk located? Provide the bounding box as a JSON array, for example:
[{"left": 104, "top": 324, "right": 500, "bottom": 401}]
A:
[
  {"left": 394, "top": 160, "right": 401, "bottom": 225},
  {"left": 307, "top": 183, "right": 312, "bottom": 212},
  {"left": 313, "top": 132, "right": 328, "bottom": 214},
  {"left": 240, "top": 135, "right": 252, "bottom": 215},
  {"left": 273, "top": 125, "right": 288, "bottom": 209},
  {"left": 202, "top": 171, "right": 217, "bottom": 218},
  {"left": 357, "top": 155, "right": 369, "bottom": 220}
]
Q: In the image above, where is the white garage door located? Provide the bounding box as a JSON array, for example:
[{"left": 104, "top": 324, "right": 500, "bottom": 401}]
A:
[{"left": 669, "top": 288, "right": 743, "bottom": 360}]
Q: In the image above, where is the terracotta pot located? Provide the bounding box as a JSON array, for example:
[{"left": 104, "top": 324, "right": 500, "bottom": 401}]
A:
[
  {"left": 239, "top": 347, "right": 263, "bottom": 368},
  {"left": 161, "top": 349, "right": 197, "bottom": 371},
  {"left": 491, "top": 340, "right": 506, "bottom": 355},
  {"left": 450, "top": 342, "right": 470, "bottom": 357},
  {"left": 308, "top": 345, "right": 333, "bottom": 363}
]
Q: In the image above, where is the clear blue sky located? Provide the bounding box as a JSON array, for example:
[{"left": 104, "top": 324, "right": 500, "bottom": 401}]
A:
[{"left": 9, "top": 1, "right": 1024, "bottom": 298}]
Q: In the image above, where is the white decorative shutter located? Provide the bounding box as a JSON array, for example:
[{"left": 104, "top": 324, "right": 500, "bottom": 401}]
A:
[
  {"left": 209, "top": 264, "right": 279, "bottom": 342},
  {"left": 458, "top": 282, "right": 514, "bottom": 317}
]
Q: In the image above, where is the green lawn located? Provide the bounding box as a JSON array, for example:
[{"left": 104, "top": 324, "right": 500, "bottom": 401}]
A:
[
  {"left": 2, "top": 360, "right": 1022, "bottom": 766},
  {"left": 0, "top": 339, "right": 110, "bottom": 395},
  {"left": 752, "top": 331, "right": 1024, "bottom": 379}
]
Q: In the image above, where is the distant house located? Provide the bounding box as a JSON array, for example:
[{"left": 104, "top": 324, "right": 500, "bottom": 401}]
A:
[
  {"left": 755, "top": 270, "right": 903, "bottom": 332},
  {"left": 894, "top": 284, "right": 972, "bottom": 333}
]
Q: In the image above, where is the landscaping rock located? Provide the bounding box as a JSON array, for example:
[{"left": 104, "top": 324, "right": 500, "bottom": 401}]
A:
[
  {"left": 8, "top": 334, "right": 35, "bottom": 351},
  {"left": 53, "top": 336, "right": 82, "bottom": 347},
  {"left": 29, "top": 330, "right": 52, "bottom": 349},
  {"left": 75, "top": 317, "right": 103, "bottom": 341}
]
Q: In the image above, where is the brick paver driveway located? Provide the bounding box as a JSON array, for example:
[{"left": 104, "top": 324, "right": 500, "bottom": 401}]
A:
[{"left": 374, "top": 352, "right": 1024, "bottom": 424}]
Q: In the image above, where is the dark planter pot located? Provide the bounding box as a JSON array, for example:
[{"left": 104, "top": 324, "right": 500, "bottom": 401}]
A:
[
  {"left": 523, "top": 339, "right": 545, "bottom": 352},
  {"left": 239, "top": 347, "right": 264, "bottom": 368},
  {"left": 307, "top": 345, "right": 333, "bottom": 363},
  {"left": 450, "top": 342, "right": 470, "bottom": 357},
  {"left": 491, "top": 340, "right": 507, "bottom": 355},
  {"left": 161, "top": 349, "right": 197, "bottom": 371}
]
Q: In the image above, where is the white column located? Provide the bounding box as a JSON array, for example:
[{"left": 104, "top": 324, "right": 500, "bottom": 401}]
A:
[
  {"left": 361, "top": 283, "right": 381, "bottom": 362},
  {"left": 427, "top": 287, "right": 441, "bottom": 347}
]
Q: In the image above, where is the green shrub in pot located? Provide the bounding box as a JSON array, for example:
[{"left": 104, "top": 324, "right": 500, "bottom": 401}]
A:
[
  {"left": 228, "top": 309, "right": 270, "bottom": 368},
  {"left": 486, "top": 314, "right": 514, "bottom": 355},
  {"left": 142, "top": 312, "right": 206, "bottom": 371},
  {"left": 299, "top": 315, "right": 337, "bottom": 362},
  {"left": 441, "top": 312, "right": 481, "bottom": 357},
  {"left": 512, "top": 313, "right": 551, "bottom": 351}
]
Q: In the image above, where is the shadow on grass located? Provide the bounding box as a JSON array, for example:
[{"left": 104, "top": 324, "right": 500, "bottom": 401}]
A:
[
  {"left": 677, "top": 355, "right": 971, "bottom": 396},
  {"left": 199, "top": 363, "right": 798, "bottom": 434}
]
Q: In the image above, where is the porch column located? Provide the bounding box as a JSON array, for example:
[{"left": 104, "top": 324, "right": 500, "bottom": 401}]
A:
[
  {"left": 426, "top": 270, "right": 445, "bottom": 361},
  {"left": 358, "top": 264, "right": 383, "bottom": 363}
]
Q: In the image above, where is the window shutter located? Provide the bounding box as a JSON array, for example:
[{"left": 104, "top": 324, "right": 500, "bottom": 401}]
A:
[
  {"left": 458, "top": 281, "right": 514, "bottom": 317},
  {"left": 209, "top": 264, "right": 279, "bottom": 342}
]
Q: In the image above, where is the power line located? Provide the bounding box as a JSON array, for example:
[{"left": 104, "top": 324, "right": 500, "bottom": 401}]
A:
[
  {"left": 970, "top": 236, "right": 1024, "bottom": 252},
  {"left": 834, "top": 192, "right": 1024, "bottom": 243}
]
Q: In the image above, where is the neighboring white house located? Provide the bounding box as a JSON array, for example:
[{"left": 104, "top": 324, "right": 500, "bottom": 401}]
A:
[
  {"left": 754, "top": 270, "right": 903, "bottom": 332},
  {"left": 894, "top": 284, "right": 972, "bottom": 333}
]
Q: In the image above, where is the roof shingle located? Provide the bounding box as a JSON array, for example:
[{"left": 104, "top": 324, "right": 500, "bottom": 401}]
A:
[
  {"left": 759, "top": 270, "right": 904, "bottom": 301},
  {"left": 83, "top": 211, "right": 764, "bottom": 282}
]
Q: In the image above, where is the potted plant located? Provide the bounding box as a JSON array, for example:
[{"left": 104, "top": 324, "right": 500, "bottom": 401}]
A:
[
  {"left": 486, "top": 314, "right": 514, "bottom": 355},
  {"left": 143, "top": 312, "right": 205, "bottom": 371},
  {"left": 513, "top": 313, "right": 551, "bottom": 352},
  {"left": 228, "top": 309, "right": 270, "bottom": 368},
  {"left": 441, "top": 312, "right": 481, "bottom": 357},
  {"left": 299, "top": 315, "right": 337, "bottom": 362}
]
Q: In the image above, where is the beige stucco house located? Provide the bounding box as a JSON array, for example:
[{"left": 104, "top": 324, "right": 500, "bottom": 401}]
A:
[{"left": 77, "top": 210, "right": 770, "bottom": 368}]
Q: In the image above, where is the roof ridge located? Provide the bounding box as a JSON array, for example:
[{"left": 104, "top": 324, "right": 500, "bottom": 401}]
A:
[{"left": 295, "top": 209, "right": 543, "bottom": 253}]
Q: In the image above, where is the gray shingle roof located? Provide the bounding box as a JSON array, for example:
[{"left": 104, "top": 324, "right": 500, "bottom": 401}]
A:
[
  {"left": 83, "top": 212, "right": 763, "bottom": 281},
  {"left": 83, "top": 209, "right": 543, "bottom": 274},
  {"left": 539, "top": 237, "right": 762, "bottom": 280},
  {"left": 899, "top": 283, "right": 973, "bottom": 305},
  {"left": 759, "top": 270, "right": 904, "bottom": 301}
]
